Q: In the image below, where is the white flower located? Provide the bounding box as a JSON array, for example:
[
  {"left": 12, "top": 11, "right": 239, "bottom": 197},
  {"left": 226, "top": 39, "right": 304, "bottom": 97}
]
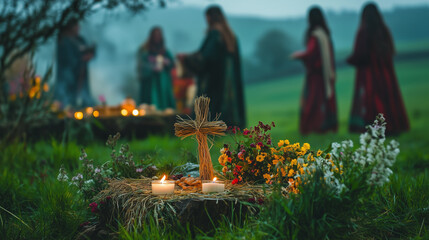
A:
[
  {"left": 57, "top": 172, "right": 68, "bottom": 181},
  {"left": 72, "top": 173, "right": 83, "bottom": 182},
  {"left": 94, "top": 168, "right": 101, "bottom": 173}
]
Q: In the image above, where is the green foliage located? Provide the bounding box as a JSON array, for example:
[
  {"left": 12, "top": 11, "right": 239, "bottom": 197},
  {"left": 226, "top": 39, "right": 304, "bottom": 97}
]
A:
[{"left": 118, "top": 219, "right": 193, "bottom": 240}]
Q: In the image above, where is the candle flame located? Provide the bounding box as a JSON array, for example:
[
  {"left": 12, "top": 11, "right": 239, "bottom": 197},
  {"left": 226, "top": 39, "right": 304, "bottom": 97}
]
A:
[
  {"left": 121, "top": 109, "right": 128, "bottom": 116},
  {"left": 74, "top": 112, "right": 83, "bottom": 120},
  {"left": 132, "top": 109, "right": 139, "bottom": 116},
  {"left": 86, "top": 107, "right": 93, "bottom": 114},
  {"left": 161, "top": 175, "right": 166, "bottom": 183},
  {"left": 213, "top": 177, "right": 217, "bottom": 182}
]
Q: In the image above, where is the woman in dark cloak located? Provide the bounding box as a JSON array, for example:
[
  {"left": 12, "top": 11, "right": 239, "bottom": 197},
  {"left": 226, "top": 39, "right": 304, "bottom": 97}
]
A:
[
  {"left": 292, "top": 7, "right": 338, "bottom": 135},
  {"left": 347, "top": 3, "right": 409, "bottom": 134},
  {"left": 55, "top": 19, "right": 95, "bottom": 108},
  {"left": 182, "top": 5, "right": 246, "bottom": 129},
  {"left": 137, "top": 27, "right": 175, "bottom": 110}
]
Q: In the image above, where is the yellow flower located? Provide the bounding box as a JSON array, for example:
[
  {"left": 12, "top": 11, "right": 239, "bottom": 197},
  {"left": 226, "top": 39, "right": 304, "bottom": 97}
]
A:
[
  {"left": 256, "top": 155, "right": 264, "bottom": 162},
  {"left": 278, "top": 140, "right": 284, "bottom": 147},
  {"left": 246, "top": 157, "right": 252, "bottom": 164},
  {"left": 316, "top": 150, "right": 323, "bottom": 157},
  {"left": 268, "top": 163, "right": 271, "bottom": 171},
  {"left": 218, "top": 154, "right": 228, "bottom": 166},
  {"left": 281, "top": 168, "right": 287, "bottom": 177},
  {"left": 288, "top": 169, "right": 295, "bottom": 177},
  {"left": 222, "top": 166, "right": 228, "bottom": 173},
  {"left": 303, "top": 143, "right": 310, "bottom": 150},
  {"left": 293, "top": 143, "right": 300, "bottom": 149},
  {"left": 263, "top": 173, "right": 271, "bottom": 180},
  {"left": 303, "top": 163, "right": 308, "bottom": 168},
  {"left": 299, "top": 168, "right": 304, "bottom": 174},
  {"left": 326, "top": 153, "right": 331, "bottom": 159},
  {"left": 284, "top": 140, "right": 290, "bottom": 145},
  {"left": 264, "top": 173, "right": 271, "bottom": 184},
  {"left": 261, "top": 152, "right": 268, "bottom": 157},
  {"left": 273, "top": 159, "right": 279, "bottom": 165},
  {"left": 255, "top": 169, "right": 260, "bottom": 176},
  {"left": 291, "top": 159, "right": 297, "bottom": 166}
]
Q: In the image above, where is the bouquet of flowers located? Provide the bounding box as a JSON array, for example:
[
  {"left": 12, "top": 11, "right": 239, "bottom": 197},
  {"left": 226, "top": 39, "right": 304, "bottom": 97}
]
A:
[
  {"left": 219, "top": 114, "right": 398, "bottom": 196},
  {"left": 219, "top": 122, "right": 313, "bottom": 193}
]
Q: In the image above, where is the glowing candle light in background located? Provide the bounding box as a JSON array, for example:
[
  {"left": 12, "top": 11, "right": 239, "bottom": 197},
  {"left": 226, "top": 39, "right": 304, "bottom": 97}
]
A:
[
  {"left": 151, "top": 175, "right": 175, "bottom": 195},
  {"left": 93, "top": 110, "right": 99, "bottom": 118},
  {"left": 121, "top": 109, "right": 128, "bottom": 116},
  {"left": 202, "top": 177, "right": 225, "bottom": 193},
  {"left": 86, "top": 107, "right": 93, "bottom": 115},
  {"left": 139, "top": 109, "right": 146, "bottom": 116},
  {"left": 132, "top": 109, "right": 139, "bottom": 116},
  {"left": 74, "top": 112, "right": 83, "bottom": 120}
]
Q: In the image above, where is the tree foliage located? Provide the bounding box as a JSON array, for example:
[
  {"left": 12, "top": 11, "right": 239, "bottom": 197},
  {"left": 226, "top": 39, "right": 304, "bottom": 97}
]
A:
[
  {"left": 254, "top": 29, "right": 296, "bottom": 70},
  {"left": 0, "top": 0, "right": 166, "bottom": 100}
]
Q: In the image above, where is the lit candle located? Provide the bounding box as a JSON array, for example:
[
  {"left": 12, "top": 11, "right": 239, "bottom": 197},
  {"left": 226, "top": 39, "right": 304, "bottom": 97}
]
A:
[
  {"left": 121, "top": 109, "right": 128, "bottom": 116},
  {"left": 132, "top": 109, "right": 139, "bottom": 116},
  {"left": 74, "top": 111, "right": 83, "bottom": 120},
  {"left": 202, "top": 177, "right": 225, "bottom": 193},
  {"left": 152, "top": 175, "right": 175, "bottom": 195}
]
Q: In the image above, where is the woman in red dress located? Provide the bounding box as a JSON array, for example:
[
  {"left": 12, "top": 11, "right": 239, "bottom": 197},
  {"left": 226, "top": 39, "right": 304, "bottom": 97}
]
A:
[
  {"left": 348, "top": 3, "right": 409, "bottom": 135},
  {"left": 292, "top": 7, "right": 338, "bottom": 135}
]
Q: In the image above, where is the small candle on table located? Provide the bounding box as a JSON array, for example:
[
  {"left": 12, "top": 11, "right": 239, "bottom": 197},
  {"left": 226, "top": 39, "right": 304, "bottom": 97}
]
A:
[
  {"left": 152, "top": 175, "right": 175, "bottom": 195},
  {"left": 202, "top": 177, "right": 225, "bottom": 193}
]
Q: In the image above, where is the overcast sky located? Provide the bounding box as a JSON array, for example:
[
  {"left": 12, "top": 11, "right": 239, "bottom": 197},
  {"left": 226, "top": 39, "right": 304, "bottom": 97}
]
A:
[{"left": 170, "top": 0, "right": 429, "bottom": 18}]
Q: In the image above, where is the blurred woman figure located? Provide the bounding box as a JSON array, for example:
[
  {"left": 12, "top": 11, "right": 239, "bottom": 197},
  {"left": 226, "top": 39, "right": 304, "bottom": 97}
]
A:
[
  {"left": 137, "top": 26, "right": 175, "bottom": 110},
  {"left": 348, "top": 3, "right": 409, "bottom": 134},
  {"left": 292, "top": 7, "right": 338, "bottom": 135},
  {"left": 181, "top": 5, "right": 246, "bottom": 128}
]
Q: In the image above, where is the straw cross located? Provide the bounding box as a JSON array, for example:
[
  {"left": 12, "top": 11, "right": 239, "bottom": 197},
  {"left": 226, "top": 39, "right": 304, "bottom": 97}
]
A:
[{"left": 174, "top": 96, "right": 227, "bottom": 180}]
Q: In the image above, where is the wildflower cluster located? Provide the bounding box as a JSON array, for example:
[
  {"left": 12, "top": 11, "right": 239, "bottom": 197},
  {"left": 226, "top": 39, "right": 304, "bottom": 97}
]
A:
[
  {"left": 353, "top": 114, "right": 399, "bottom": 186},
  {"left": 58, "top": 149, "right": 111, "bottom": 200},
  {"left": 219, "top": 115, "right": 399, "bottom": 195},
  {"left": 219, "top": 122, "right": 313, "bottom": 193},
  {"left": 307, "top": 114, "right": 399, "bottom": 195},
  {"left": 58, "top": 133, "right": 156, "bottom": 200}
]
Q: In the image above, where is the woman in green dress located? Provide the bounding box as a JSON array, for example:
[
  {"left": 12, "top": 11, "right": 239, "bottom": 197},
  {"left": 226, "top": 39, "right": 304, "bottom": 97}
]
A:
[
  {"left": 137, "top": 27, "right": 175, "bottom": 110},
  {"left": 182, "top": 6, "right": 246, "bottom": 129}
]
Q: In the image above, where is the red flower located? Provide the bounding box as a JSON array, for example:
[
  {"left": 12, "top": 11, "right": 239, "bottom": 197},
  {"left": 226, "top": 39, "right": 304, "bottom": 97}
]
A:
[
  {"left": 243, "top": 129, "right": 250, "bottom": 135},
  {"left": 235, "top": 165, "right": 243, "bottom": 172},
  {"left": 232, "top": 178, "right": 239, "bottom": 185},
  {"left": 89, "top": 202, "right": 98, "bottom": 213},
  {"left": 79, "top": 221, "right": 90, "bottom": 228},
  {"left": 257, "top": 142, "right": 263, "bottom": 147}
]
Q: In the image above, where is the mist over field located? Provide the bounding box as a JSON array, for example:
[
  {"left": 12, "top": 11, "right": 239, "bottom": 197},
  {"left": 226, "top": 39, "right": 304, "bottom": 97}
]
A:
[{"left": 35, "top": 5, "right": 429, "bottom": 104}]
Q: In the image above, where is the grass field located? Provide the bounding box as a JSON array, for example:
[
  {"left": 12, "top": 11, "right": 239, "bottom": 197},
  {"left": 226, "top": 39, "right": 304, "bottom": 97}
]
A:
[{"left": 1, "top": 56, "right": 428, "bottom": 239}]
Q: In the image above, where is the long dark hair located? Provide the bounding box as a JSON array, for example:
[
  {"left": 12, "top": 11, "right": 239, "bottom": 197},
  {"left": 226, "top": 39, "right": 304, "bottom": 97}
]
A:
[
  {"left": 360, "top": 3, "right": 395, "bottom": 56},
  {"left": 143, "top": 26, "right": 165, "bottom": 53},
  {"left": 205, "top": 5, "right": 236, "bottom": 53},
  {"left": 305, "top": 7, "right": 331, "bottom": 44}
]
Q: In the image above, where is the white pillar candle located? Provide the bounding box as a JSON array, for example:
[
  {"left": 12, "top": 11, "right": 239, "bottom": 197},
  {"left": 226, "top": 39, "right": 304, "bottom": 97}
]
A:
[
  {"left": 152, "top": 175, "right": 175, "bottom": 195},
  {"left": 202, "top": 177, "right": 225, "bottom": 193}
]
